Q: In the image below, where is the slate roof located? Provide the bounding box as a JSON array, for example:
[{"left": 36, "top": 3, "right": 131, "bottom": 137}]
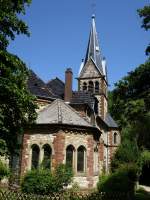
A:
[
  {"left": 47, "top": 77, "right": 65, "bottom": 98},
  {"left": 79, "top": 15, "right": 104, "bottom": 77},
  {"left": 27, "top": 70, "right": 56, "bottom": 100},
  {"left": 105, "top": 113, "right": 118, "bottom": 128},
  {"left": 36, "top": 99, "right": 92, "bottom": 127},
  {"left": 70, "top": 91, "right": 95, "bottom": 109}
]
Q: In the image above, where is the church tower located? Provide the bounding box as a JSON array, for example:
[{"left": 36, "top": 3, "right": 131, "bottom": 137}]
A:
[{"left": 78, "top": 15, "right": 108, "bottom": 119}]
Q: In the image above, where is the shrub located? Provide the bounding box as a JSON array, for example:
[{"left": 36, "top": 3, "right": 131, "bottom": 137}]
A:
[
  {"left": 135, "top": 188, "right": 150, "bottom": 200},
  {"left": 21, "top": 169, "right": 54, "bottom": 194},
  {"left": 69, "top": 182, "right": 80, "bottom": 193},
  {"left": 97, "top": 164, "right": 138, "bottom": 194},
  {"left": 0, "top": 159, "right": 9, "bottom": 181},
  {"left": 21, "top": 164, "right": 73, "bottom": 195},
  {"left": 53, "top": 164, "right": 73, "bottom": 190}
]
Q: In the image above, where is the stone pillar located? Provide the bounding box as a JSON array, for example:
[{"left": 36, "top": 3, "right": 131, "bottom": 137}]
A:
[
  {"left": 87, "top": 136, "right": 94, "bottom": 188},
  {"left": 53, "top": 131, "right": 65, "bottom": 168}
]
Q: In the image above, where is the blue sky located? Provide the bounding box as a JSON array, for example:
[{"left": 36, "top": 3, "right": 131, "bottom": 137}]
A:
[{"left": 8, "top": 0, "right": 149, "bottom": 90}]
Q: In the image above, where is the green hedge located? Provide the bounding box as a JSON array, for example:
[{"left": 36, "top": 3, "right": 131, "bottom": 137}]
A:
[
  {"left": 21, "top": 164, "right": 73, "bottom": 195},
  {"left": 97, "top": 165, "right": 137, "bottom": 193}
]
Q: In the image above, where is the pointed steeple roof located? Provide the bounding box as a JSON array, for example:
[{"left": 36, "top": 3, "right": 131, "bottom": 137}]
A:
[{"left": 79, "top": 15, "right": 103, "bottom": 77}]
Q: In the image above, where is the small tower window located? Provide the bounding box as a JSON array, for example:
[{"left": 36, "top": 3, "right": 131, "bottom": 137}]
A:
[
  {"left": 31, "top": 144, "right": 40, "bottom": 169},
  {"left": 66, "top": 145, "right": 75, "bottom": 168},
  {"left": 88, "top": 81, "right": 94, "bottom": 93},
  {"left": 77, "top": 146, "right": 86, "bottom": 172},
  {"left": 42, "top": 144, "right": 52, "bottom": 169},
  {"left": 83, "top": 82, "right": 87, "bottom": 91},
  {"left": 114, "top": 132, "right": 117, "bottom": 144},
  {"left": 95, "top": 81, "right": 99, "bottom": 94}
]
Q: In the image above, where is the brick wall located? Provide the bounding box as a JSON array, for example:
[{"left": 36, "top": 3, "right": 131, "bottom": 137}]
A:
[
  {"left": 53, "top": 131, "right": 65, "bottom": 168},
  {"left": 87, "top": 136, "right": 94, "bottom": 188},
  {"left": 20, "top": 133, "right": 30, "bottom": 177},
  {"left": 20, "top": 127, "right": 104, "bottom": 188}
]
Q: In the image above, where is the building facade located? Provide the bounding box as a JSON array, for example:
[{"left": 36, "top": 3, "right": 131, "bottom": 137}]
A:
[{"left": 20, "top": 16, "right": 120, "bottom": 188}]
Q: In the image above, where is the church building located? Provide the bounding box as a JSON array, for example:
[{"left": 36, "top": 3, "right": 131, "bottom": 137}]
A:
[{"left": 20, "top": 15, "right": 120, "bottom": 188}]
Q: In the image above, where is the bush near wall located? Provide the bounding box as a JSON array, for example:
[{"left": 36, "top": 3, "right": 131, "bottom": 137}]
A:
[
  {"left": 21, "top": 164, "right": 73, "bottom": 195},
  {"left": 0, "top": 160, "right": 9, "bottom": 181},
  {"left": 97, "top": 164, "right": 138, "bottom": 194}
]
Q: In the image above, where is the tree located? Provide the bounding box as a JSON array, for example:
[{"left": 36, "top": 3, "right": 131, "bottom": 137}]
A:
[
  {"left": 138, "top": 5, "right": 150, "bottom": 56},
  {"left": 109, "top": 5, "right": 150, "bottom": 178},
  {"left": 0, "top": 0, "right": 37, "bottom": 156},
  {"left": 0, "top": 0, "right": 31, "bottom": 50}
]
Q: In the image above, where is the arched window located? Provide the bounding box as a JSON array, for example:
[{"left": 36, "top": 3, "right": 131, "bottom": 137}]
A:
[
  {"left": 114, "top": 132, "right": 117, "bottom": 144},
  {"left": 66, "top": 145, "right": 75, "bottom": 168},
  {"left": 88, "top": 81, "right": 94, "bottom": 93},
  {"left": 77, "top": 146, "right": 86, "bottom": 172},
  {"left": 82, "top": 82, "right": 87, "bottom": 91},
  {"left": 31, "top": 144, "right": 40, "bottom": 169},
  {"left": 42, "top": 144, "right": 52, "bottom": 169},
  {"left": 95, "top": 81, "right": 99, "bottom": 93}
]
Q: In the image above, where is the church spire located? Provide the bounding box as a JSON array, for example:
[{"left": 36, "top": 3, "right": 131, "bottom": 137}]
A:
[{"left": 84, "top": 15, "right": 103, "bottom": 75}]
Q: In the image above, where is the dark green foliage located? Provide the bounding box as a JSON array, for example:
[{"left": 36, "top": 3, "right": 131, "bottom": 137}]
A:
[
  {"left": 21, "top": 164, "right": 73, "bottom": 195},
  {"left": 109, "top": 7, "right": 150, "bottom": 183},
  {"left": 0, "top": 0, "right": 31, "bottom": 50},
  {"left": 0, "top": 139, "right": 7, "bottom": 156},
  {"left": 21, "top": 169, "right": 54, "bottom": 195},
  {"left": 135, "top": 188, "right": 150, "bottom": 200},
  {"left": 138, "top": 150, "right": 150, "bottom": 186},
  {"left": 109, "top": 61, "right": 150, "bottom": 129},
  {"left": 97, "top": 165, "right": 137, "bottom": 194},
  {"left": 111, "top": 136, "right": 139, "bottom": 171},
  {"left": 109, "top": 62, "right": 150, "bottom": 171},
  {"left": 109, "top": 63, "right": 150, "bottom": 181},
  {"left": 0, "top": 51, "right": 37, "bottom": 154},
  {"left": 0, "top": 0, "right": 37, "bottom": 156},
  {"left": 53, "top": 164, "right": 73, "bottom": 189},
  {"left": 0, "top": 159, "right": 9, "bottom": 181},
  {"left": 138, "top": 5, "right": 150, "bottom": 55}
]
